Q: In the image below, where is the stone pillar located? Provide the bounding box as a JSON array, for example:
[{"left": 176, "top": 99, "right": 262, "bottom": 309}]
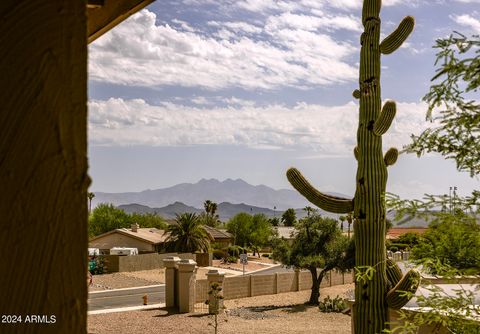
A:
[
  {"left": 206, "top": 269, "right": 225, "bottom": 314},
  {"left": 177, "top": 259, "right": 197, "bottom": 313},
  {"left": 164, "top": 256, "right": 180, "bottom": 308}
]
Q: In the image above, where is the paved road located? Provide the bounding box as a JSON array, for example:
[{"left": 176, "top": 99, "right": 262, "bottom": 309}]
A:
[{"left": 88, "top": 285, "right": 165, "bottom": 311}]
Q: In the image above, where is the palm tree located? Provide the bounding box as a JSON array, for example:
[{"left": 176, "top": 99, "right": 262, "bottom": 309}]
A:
[
  {"left": 164, "top": 213, "right": 211, "bottom": 253},
  {"left": 87, "top": 192, "right": 95, "bottom": 213},
  {"left": 203, "top": 200, "right": 220, "bottom": 227}
]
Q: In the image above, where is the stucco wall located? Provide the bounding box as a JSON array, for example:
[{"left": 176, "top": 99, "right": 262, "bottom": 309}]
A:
[
  {"left": 0, "top": 1, "right": 88, "bottom": 333},
  {"left": 90, "top": 234, "right": 155, "bottom": 252},
  {"left": 195, "top": 270, "right": 354, "bottom": 303}
]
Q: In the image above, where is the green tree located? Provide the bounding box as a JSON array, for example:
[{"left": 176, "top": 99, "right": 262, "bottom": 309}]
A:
[
  {"left": 226, "top": 213, "right": 273, "bottom": 254},
  {"left": 406, "top": 33, "right": 479, "bottom": 177},
  {"left": 130, "top": 212, "right": 166, "bottom": 230},
  {"left": 226, "top": 212, "right": 252, "bottom": 247},
  {"left": 411, "top": 216, "right": 480, "bottom": 274},
  {"left": 164, "top": 213, "right": 211, "bottom": 253},
  {"left": 202, "top": 200, "right": 221, "bottom": 227},
  {"left": 249, "top": 214, "right": 272, "bottom": 257},
  {"left": 268, "top": 217, "right": 280, "bottom": 227},
  {"left": 395, "top": 231, "right": 420, "bottom": 249},
  {"left": 272, "top": 214, "right": 354, "bottom": 305},
  {"left": 88, "top": 203, "right": 131, "bottom": 237},
  {"left": 281, "top": 208, "right": 296, "bottom": 226},
  {"left": 303, "top": 206, "right": 316, "bottom": 217}
]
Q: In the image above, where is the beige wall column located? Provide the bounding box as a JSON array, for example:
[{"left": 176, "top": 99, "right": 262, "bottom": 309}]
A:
[
  {"left": 177, "top": 259, "right": 197, "bottom": 313},
  {"left": 163, "top": 256, "right": 180, "bottom": 308},
  {"left": 295, "top": 269, "right": 300, "bottom": 291},
  {"left": 206, "top": 269, "right": 225, "bottom": 314}
]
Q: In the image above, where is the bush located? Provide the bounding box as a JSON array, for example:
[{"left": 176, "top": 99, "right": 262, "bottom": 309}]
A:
[
  {"left": 261, "top": 253, "right": 270, "bottom": 258},
  {"left": 318, "top": 295, "right": 348, "bottom": 313},
  {"left": 387, "top": 243, "right": 409, "bottom": 251},
  {"left": 226, "top": 245, "right": 245, "bottom": 258},
  {"left": 213, "top": 249, "right": 226, "bottom": 260}
]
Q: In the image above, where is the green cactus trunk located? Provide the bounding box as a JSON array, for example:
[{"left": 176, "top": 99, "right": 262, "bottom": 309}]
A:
[{"left": 286, "top": 1, "right": 420, "bottom": 333}]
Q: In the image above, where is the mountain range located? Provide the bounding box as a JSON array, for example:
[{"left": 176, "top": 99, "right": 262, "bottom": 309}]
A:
[
  {"left": 117, "top": 201, "right": 326, "bottom": 221},
  {"left": 93, "top": 178, "right": 350, "bottom": 211}
]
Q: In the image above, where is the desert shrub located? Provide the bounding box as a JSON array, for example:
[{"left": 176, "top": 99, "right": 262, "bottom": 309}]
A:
[
  {"left": 261, "top": 253, "right": 270, "bottom": 258},
  {"left": 226, "top": 245, "right": 245, "bottom": 258},
  {"left": 318, "top": 295, "right": 348, "bottom": 313},
  {"left": 213, "top": 249, "right": 226, "bottom": 260}
]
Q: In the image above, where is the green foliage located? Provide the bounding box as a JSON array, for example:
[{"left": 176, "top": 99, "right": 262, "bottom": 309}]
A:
[
  {"left": 281, "top": 208, "right": 297, "bottom": 226},
  {"left": 164, "top": 213, "right": 211, "bottom": 253},
  {"left": 203, "top": 200, "right": 221, "bottom": 227},
  {"left": 88, "top": 203, "right": 132, "bottom": 237},
  {"left": 395, "top": 232, "right": 420, "bottom": 248},
  {"left": 271, "top": 214, "right": 353, "bottom": 304},
  {"left": 387, "top": 243, "right": 410, "bottom": 251},
  {"left": 318, "top": 295, "right": 348, "bottom": 313},
  {"left": 88, "top": 203, "right": 167, "bottom": 237},
  {"left": 226, "top": 245, "right": 245, "bottom": 258},
  {"left": 383, "top": 263, "right": 480, "bottom": 334},
  {"left": 268, "top": 217, "right": 280, "bottom": 227},
  {"left": 212, "top": 249, "right": 226, "bottom": 260},
  {"left": 411, "top": 218, "right": 480, "bottom": 274},
  {"left": 130, "top": 212, "right": 166, "bottom": 230},
  {"left": 226, "top": 213, "right": 273, "bottom": 250},
  {"left": 406, "top": 33, "right": 480, "bottom": 177},
  {"left": 88, "top": 256, "right": 105, "bottom": 275}
]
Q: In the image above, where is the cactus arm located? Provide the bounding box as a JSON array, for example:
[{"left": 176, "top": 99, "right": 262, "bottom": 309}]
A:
[
  {"left": 354, "top": 146, "right": 359, "bottom": 161},
  {"left": 384, "top": 148, "right": 399, "bottom": 166},
  {"left": 386, "top": 258, "right": 403, "bottom": 285},
  {"left": 373, "top": 101, "right": 396, "bottom": 136},
  {"left": 286, "top": 168, "right": 354, "bottom": 214},
  {"left": 380, "top": 16, "right": 415, "bottom": 55},
  {"left": 386, "top": 269, "right": 421, "bottom": 309}
]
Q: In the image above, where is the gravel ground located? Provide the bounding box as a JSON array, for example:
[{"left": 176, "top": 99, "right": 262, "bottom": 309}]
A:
[{"left": 88, "top": 284, "right": 354, "bottom": 334}]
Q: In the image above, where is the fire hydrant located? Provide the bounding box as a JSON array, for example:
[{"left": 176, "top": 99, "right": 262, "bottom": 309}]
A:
[{"left": 142, "top": 294, "right": 148, "bottom": 305}]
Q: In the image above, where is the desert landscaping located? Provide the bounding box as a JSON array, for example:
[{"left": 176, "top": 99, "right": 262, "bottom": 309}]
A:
[{"left": 88, "top": 284, "right": 354, "bottom": 334}]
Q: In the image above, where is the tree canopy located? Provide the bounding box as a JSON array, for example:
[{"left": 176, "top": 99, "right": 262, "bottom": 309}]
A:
[
  {"left": 281, "top": 208, "right": 297, "bottom": 226},
  {"left": 226, "top": 213, "right": 273, "bottom": 252},
  {"left": 202, "top": 200, "right": 221, "bottom": 227},
  {"left": 406, "top": 32, "right": 479, "bottom": 177},
  {"left": 411, "top": 214, "right": 480, "bottom": 274},
  {"left": 272, "top": 214, "right": 354, "bottom": 304},
  {"left": 88, "top": 203, "right": 166, "bottom": 237}
]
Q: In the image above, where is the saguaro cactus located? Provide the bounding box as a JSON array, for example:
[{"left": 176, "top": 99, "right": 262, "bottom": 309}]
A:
[{"left": 287, "top": 1, "right": 420, "bottom": 333}]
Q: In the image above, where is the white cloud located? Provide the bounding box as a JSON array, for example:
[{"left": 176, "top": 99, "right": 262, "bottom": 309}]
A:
[
  {"left": 208, "top": 21, "right": 263, "bottom": 34},
  {"left": 265, "top": 12, "right": 362, "bottom": 32},
  {"left": 89, "top": 9, "right": 357, "bottom": 90},
  {"left": 89, "top": 98, "right": 431, "bottom": 156},
  {"left": 451, "top": 13, "right": 480, "bottom": 33},
  {"left": 454, "top": 0, "right": 480, "bottom": 3}
]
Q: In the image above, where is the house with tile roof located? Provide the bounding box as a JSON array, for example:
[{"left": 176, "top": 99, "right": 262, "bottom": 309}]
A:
[{"left": 89, "top": 223, "right": 233, "bottom": 253}]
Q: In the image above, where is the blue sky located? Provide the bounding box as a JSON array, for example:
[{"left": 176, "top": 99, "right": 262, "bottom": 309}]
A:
[{"left": 87, "top": 0, "right": 480, "bottom": 200}]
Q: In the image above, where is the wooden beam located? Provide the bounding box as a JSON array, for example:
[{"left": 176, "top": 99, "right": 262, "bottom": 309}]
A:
[
  {"left": 87, "top": 0, "right": 105, "bottom": 8},
  {"left": 88, "top": 0, "right": 155, "bottom": 44}
]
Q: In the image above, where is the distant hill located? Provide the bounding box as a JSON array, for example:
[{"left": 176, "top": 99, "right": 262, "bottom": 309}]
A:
[
  {"left": 118, "top": 201, "right": 341, "bottom": 221},
  {"left": 93, "top": 178, "right": 351, "bottom": 211}
]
